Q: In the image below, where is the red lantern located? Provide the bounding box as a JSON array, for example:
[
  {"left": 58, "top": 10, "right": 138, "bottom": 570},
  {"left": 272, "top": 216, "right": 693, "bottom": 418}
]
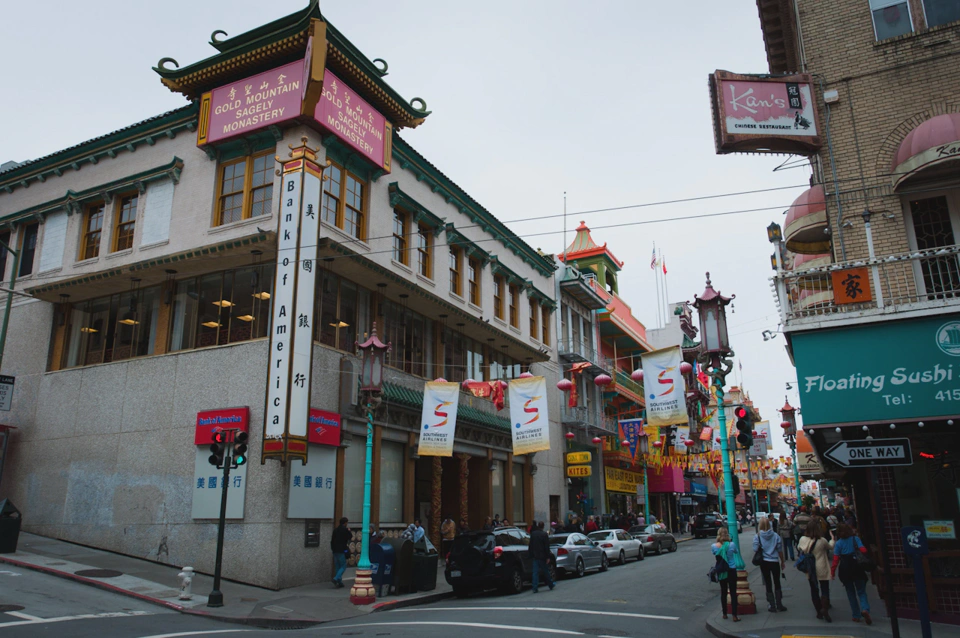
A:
[
  {"left": 680, "top": 361, "right": 693, "bottom": 374},
  {"left": 631, "top": 369, "right": 643, "bottom": 382},
  {"left": 565, "top": 432, "right": 575, "bottom": 440},
  {"left": 594, "top": 374, "right": 612, "bottom": 387},
  {"left": 557, "top": 378, "right": 573, "bottom": 392},
  {"left": 715, "top": 438, "right": 721, "bottom": 443},
  {"left": 652, "top": 440, "right": 663, "bottom": 448},
  {"left": 519, "top": 372, "right": 534, "bottom": 378},
  {"left": 592, "top": 437, "right": 602, "bottom": 444},
  {"left": 435, "top": 378, "right": 448, "bottom": 383},
  {"left": 764, "top": 463, "right": 771, "bottom": 470},
  {"left": 622, "top": 440, "right": 630, "bottom": 447},
  {"left": 462, "top": 378, "right": 475, "bottom": 389},
  {"left": 500, "top": 380, "right": 509, "bottom": 389},
  {"left": 683, "top": 439, "right": 695, "bottom": 447},
  {"left": 780, "top": 421, "right": 792, "bottom": 430}
]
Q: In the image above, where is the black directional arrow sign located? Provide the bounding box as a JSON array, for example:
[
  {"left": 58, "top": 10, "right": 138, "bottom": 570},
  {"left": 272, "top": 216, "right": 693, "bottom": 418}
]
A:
[{"left": 823, "top": 438, "right": 913, "bottom": 468}]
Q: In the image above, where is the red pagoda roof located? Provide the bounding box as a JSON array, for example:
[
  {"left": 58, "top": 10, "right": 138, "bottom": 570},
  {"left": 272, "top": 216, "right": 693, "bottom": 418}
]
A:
[{"left": 558, "top": 221, "right": 624, "bottom": 268}]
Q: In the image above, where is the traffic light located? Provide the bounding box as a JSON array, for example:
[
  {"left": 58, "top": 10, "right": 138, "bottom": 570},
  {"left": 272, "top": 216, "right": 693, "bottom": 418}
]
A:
[
  {"left": 209, "top": 431, "right": 228, "bottom": 467},
  {"left": 732, "top": 474, "right": 741, "bottom": 496},
  {"left": 735, "top": 406, "right": 754, "bottom": 449},
  {"left": 233, "top": 431, "right": 248, "bottom": 467}
]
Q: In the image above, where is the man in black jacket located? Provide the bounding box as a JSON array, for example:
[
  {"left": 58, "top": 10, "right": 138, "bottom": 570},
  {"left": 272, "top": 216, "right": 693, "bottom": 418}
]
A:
[
  {"left": 529, "top": 521, "right": 555, "bottom": 593},
  {"left": 331, "top": 517, "right": 352, "bottom": 588}
]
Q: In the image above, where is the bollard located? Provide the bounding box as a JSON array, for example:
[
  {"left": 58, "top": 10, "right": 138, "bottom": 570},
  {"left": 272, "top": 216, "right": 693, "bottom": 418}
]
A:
[{"left": 178, "top": 566, "right": 194, "bottom": 600}]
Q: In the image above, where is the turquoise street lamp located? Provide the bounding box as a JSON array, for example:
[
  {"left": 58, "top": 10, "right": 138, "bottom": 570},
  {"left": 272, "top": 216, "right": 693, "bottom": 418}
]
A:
[
  {"left": 694, "top": 273, "right": 757, "bottom": 614},
  {"left": 350, "top": 323, "right": 390, "bottom": 605},
  {"left": 779, "top": 398, "right": 803, "bottom": 506}
]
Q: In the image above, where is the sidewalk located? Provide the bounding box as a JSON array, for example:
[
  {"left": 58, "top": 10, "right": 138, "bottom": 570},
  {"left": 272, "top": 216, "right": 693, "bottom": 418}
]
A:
[
  {"left": 0, "top": 533, "right": 452, "bottom": 629},
  {"left": 705, "top": 563, "right": 960, "bottom": 638}
]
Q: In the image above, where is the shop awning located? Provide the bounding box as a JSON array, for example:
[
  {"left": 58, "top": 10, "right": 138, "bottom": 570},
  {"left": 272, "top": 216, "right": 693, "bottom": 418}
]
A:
[
  {"left": 892, "top": 113, "right": 960, "bottom": 191},
  {"left": 784, "top": 184, "right": 829, "bottom": 255}
]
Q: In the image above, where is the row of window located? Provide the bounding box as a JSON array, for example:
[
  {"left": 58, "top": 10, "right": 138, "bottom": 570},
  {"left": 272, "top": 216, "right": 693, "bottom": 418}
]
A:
[
  {"left": 79, "top": 194, "right": 140, "bottom": 261},
  {"left": 870, "top": 0, "right": 960, "bottom": 40},
  {"left": 60, "top": 263, "right": 542, "bottom": 377}
]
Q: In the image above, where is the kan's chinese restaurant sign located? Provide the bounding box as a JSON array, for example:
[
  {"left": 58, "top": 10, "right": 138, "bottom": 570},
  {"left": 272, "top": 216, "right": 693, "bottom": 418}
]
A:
[
  {"left": 709, "top": 70, "right": 822, "bottom": 156},
  {"left": 793, "top": 314, "right": 960, "bottom": 425},
  {"left": 198, "top": 60, "right": 392, "bottom": 172}
]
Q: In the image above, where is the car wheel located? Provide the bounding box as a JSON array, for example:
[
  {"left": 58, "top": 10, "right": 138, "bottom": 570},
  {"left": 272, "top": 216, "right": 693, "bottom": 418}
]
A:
[
  {"left": 618, "top": 550, "right": 625, "bottom": 565},
  {"left": 504, "top": 564, "right": 523, "bottom": 595},
  {"left": 655, "top": 542, "right": 662, "bottom": 555},
  {"left": 599, "top": 553, "right": 608, "bottom": 572},
  {"left": 548, "top": 561, "right": 558, "bottom": 584},
  {"left": 636, "top": 547, "right": 644, "bottom": 561},
  {"left": 669, "top": 540, "right": 678, "bottom": 553},
  {"left": 575, "top": 557, "right": 585, "bottom": 578}
]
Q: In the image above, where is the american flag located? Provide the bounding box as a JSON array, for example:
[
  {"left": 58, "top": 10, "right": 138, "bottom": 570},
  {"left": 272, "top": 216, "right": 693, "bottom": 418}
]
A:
[{"left": 650, "top": 245, "right": 657, "bottom": 270}]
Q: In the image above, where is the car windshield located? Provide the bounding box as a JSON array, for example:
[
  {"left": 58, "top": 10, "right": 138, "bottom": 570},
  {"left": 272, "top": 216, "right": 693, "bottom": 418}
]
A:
[
  {"left": 627, "top": 526, "right": 645, "bottom": 534},
  {"left": 548, "top": 535, "right": 570, "bottom": 545},
  {"left": 587, "top": 532, "right": 609, "bottom": 540}
]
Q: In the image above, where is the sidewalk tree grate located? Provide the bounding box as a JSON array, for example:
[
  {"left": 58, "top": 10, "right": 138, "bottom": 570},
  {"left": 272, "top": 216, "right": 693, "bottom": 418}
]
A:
[
  {"left": 74, "top": 569, "right": 123, "bottom": 578},
  {"left": 0, "top": 605, "right": 25, "bottom": 612}
]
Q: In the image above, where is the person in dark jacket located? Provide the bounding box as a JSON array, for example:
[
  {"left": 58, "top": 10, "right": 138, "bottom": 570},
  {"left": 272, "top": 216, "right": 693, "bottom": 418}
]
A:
[
  {"left": 331, "top": 517, "right": 352, "bottom": 588},
  {"left": 529, "top": 521, "right": 555, "bottom": 593}
]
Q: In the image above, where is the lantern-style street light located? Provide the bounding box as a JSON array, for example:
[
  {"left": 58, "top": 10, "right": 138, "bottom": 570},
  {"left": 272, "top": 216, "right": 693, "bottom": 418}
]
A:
[
  {"left": 693, "top": 273, "right": 756, "bottom": 613},
  {"left": 350, "top": 323, "right": 390, "bottom": 605},
  {"left": 779, "top": 397, "right": 803, "bottom": 506}
]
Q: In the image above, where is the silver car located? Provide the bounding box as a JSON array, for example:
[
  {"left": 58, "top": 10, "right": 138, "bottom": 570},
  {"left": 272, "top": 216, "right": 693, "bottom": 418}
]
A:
[
  {"left": 548, "top": 532, "right": 608, "bottom": 578},
  {"left": 629, "top": 524, "right": 678, "bottom": 555}
]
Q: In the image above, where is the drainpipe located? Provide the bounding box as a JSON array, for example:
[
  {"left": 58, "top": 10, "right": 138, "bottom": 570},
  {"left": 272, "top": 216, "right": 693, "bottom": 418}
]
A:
[
  {"left": 862, "top": 210, "right": 885, "bottom": 309},
  {"left": 0, "top": 240, "right": 22, "bottom": 373},
  {"left": 819, "top": 77, "right": 846, "bottom": 261}
]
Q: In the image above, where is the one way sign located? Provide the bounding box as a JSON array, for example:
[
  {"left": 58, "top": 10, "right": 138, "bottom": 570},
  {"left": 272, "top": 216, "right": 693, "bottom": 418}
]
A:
[{"left": 824, "top": 438, "right": 913, "bottom": 468}]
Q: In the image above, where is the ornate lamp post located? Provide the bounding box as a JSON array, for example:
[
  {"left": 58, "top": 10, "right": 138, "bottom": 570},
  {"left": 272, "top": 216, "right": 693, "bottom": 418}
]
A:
[
  {"left": 694, "top": 273, "right": 756, "bottom": 614},
  {"left": 779, "top": 397, "right": 803, "bottom": 506},
  {"left": 638, "top": 430, "right": 650, "bottom": 524},
  {"left": 350, "top": 324, "right": 390, "bottom": 605}
]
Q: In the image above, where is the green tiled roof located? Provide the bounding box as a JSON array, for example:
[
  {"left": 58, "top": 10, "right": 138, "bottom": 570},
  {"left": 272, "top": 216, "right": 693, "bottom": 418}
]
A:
[{"left": 382, "top": 382, "right": 510, "bottom": 433}]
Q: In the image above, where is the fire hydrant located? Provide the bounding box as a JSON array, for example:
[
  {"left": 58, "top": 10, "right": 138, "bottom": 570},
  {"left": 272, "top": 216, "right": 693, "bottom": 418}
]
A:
[{"left": 178, "top": 566, "right": 194, "bottom": 600}]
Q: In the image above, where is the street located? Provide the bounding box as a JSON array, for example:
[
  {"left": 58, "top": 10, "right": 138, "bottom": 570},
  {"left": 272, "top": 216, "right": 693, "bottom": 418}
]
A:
[{"left": 0, "top": 536, "right": 731, "bottom": 638}]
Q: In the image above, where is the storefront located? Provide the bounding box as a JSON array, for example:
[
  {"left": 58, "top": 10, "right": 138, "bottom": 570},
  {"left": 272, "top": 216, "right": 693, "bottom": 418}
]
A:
[
  {"left": 604, "top": 466, "right": 642, "bottom": 516},
  {"left": 647, "top": 465, "right": 684, "bottom": 531}
]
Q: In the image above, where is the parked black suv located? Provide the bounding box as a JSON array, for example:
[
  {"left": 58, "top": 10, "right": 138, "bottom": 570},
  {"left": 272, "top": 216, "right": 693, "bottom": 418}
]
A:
[
  {"left": 444, "top": 527, "right": 557, "bottom": 596},
  {"left": 693, "top": 513, "right": 723, "bottom": 539}
]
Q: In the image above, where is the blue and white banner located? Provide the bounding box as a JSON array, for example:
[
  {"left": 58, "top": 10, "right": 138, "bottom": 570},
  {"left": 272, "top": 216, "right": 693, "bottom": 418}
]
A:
[
  {"left": 641, "top": 346, "right": 688, "bottom": 427},
  {"left": 509, "top": 376, "right": 551, "bottom": 455}
]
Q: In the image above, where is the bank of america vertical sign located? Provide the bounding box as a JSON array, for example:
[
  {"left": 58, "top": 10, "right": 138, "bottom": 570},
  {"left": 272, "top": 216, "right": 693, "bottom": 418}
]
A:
[{"left": 263, "top": 138, "right": 321, "bottom": 464}]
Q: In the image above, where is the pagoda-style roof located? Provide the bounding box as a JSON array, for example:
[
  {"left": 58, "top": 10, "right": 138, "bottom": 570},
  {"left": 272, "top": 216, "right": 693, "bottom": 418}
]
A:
[
  {"left": 558, "top": 221, "right": 624, "bottom": 269},
  {"left": 153, "top": 1, "right": 429, "bottom": 129}
]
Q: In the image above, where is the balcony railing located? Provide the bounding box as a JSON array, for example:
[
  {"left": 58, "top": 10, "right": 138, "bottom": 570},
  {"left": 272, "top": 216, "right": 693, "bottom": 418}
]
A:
[
  {"left": 775, "top": 244, "right": 960, "bottom": 325},
  {"left": 557, "top": 338, "right": 612, "bottom": 375},
  {"left": 614, "top": 369, "right": 644, "bottom": 399},
  {"left": 560, "top": 405, "right": 616, "bottom": 433}
]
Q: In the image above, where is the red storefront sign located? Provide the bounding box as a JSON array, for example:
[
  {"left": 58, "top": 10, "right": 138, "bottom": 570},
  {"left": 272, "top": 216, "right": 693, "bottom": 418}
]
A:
[
  {"left": 195, "top": 407, "right": 250, "bottom": 445},
  {"left": 307, "top": 408, "right": 341, "bottom": 447}
]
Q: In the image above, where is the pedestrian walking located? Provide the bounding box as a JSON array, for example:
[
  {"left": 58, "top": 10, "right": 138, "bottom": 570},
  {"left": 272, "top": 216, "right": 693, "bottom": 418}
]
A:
[
  {"left": 797, "top": 523, "right": 833, "bottom": 622},
  {"left": 831, "top": 524, "right": 872, "bottom": 625},
  {"left": 711, "top": 527, "right": 740, "bottom": 622},
  {"left": 584, "top": 515, "right": 599, "bottom": 534},
  {"left": 330, "top": 517, "right": 351, "bottom": 588},
  {"left": 441, "top": 516, "right": 456, "bottom": 556},
  {"left": 753, "top": 517, "right": 787, "bottom": 612},
  {"left": 529, "top": 521, "right": 555, "bottom": 593},
  {"left": 482, "top": 516, "right": 495, "bottom": 531},
  {"left": 458, "top": 517, "right": 470, "bottom": 534},
  {"left": 794, "top": 507, "right": 811, "bottom": 536},
  {"left": 779, "top": 514, "right": 795, "bottom": 561}
]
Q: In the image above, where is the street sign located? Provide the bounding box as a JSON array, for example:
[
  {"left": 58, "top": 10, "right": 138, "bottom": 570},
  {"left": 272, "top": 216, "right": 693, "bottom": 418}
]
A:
[
  {"left": 566, "top": 451, "right": 592, "bottom": 465},
  {"left": 0, "top": 375, "right": 14, "bottom": 411},
  {"left": 567, "top": 465, "right": 592, "bottom": 478},
  {"left": 824, "top": 438, "right": 912, "bottom": 468}
]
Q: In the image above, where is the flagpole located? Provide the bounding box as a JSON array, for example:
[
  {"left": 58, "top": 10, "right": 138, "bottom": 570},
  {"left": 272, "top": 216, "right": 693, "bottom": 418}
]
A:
[
  {"left": 653, "top": 243, "right": 663, "bottom": 329},
  {"left": 662, "top": 250, "right": 670, "bottom": 323}
]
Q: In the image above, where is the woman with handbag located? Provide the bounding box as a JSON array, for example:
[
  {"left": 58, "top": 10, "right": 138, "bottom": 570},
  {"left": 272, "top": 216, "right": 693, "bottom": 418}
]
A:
[
  {"left": 830, "top": 523, "right": 872, "bottom": 624},
  {"left": 797, "top": 523, "right": 833, "bottom": 622},
  {"left": 753, "top": 517, "right": 787, "bottom": 612},
  {"left": 711, "top": 527, "right": 740, "bottom": 622}
]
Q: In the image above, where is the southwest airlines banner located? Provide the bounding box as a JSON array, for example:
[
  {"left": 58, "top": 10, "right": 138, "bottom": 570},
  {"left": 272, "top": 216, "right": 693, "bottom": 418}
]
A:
[
  {"left": 418, "top": 382, "right": 460, "bottom": 457},
  {"left": 641, "top": 346, "right": 688, "bottom": 427},
  {"left": 509, "top": 376, "right": 551, "bottom": 455}
]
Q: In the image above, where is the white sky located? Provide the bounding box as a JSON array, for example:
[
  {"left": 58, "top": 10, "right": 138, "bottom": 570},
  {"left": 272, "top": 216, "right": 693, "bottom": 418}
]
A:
[{"left": 1, "top": 0, "right": 807, "bottom": 458}]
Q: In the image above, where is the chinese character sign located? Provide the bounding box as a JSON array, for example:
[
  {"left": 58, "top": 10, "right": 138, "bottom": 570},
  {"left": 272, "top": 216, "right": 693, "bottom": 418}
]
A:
[
  {"left": 191, "top": 446, "right": 247, "bottom": 519},
  {"left": 619, "top": 418, "right": 644, "bottom": 461},
  {"left": 641, "top": 346, "right": 688, "bottom": 427},
  {"left": 417, "top": 382, "right": 461, "bottom": 457},
  {"left": 719, "top": 78, "right": 818, "bottom": 138},
  {"left": 287, "top": 444, "right": 337, "bottom": 519},
  {"left": 315, "top": 70, "right": 392, "bottom": 172},
  {"left": 831, "top": 267, "right": 872, "bottom": 305},
  {"left": 508, "top": 376, "right": 551, "bottom": 455}
]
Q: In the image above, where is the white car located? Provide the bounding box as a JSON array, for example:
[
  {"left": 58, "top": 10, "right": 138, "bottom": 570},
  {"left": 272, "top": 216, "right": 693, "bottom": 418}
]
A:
[{"left": 587, "top": 529, "right": 643, "bottom": 565}]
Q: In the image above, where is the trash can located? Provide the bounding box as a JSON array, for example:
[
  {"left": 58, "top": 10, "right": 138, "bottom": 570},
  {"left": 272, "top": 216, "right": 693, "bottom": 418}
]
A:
[
  {"left": 411, "top": 535, "right": 439, "bottom": 592},
  {"left": 0, "top": 499, "right": 21, "bottom": 554},
  {"left": 382, "top": 537, "right": 413, "bottom": 594},
  {"left": 369, "top": 541, "right": 396, "bottom": 597}
]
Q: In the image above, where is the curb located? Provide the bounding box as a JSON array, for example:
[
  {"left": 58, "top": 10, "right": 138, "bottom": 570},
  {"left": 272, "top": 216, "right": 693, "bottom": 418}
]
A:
[
  {"left": 0, "top": 554, "right": 454, "bottom": 630},
  {"left": 705, "top": 617, "right": 736, "bottom": 638}
]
